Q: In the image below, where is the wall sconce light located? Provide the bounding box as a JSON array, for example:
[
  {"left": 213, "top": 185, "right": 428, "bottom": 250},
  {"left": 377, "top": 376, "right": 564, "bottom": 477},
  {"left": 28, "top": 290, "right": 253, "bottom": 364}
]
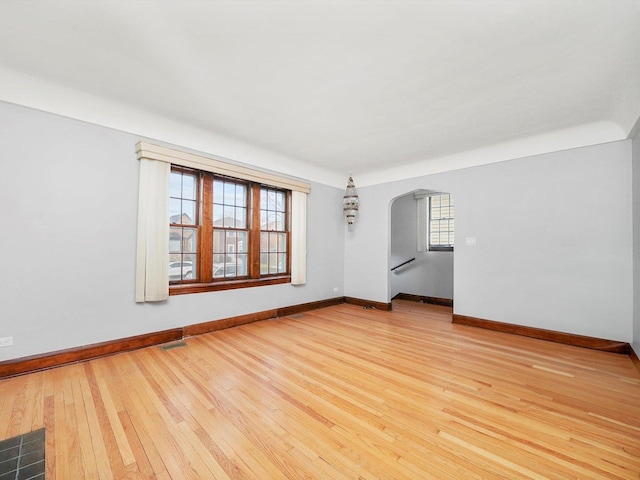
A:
[{"left": 343, "top": 176, "right": 359, "bottom": 226}]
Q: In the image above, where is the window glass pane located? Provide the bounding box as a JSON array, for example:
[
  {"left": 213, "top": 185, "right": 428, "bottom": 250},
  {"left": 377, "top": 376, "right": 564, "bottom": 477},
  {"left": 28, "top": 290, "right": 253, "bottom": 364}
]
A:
[
  {"left": 170, "top": 170, "right": 201, "bottom": 283},
  {"left": 237, "top": 231, "right": 248, "bottom": 253},
  {"left": 169, "top": 198, "right": 181, "bottom": 223},
  {"left": 270, "top": 232, "right": 278, "bottom": 251},
  {"left": 260, "top": 210, "right": 268, "bottom": 229},
  {"left": 171, "top": 259, "right": 181, "bottom": 278},
  {"left": 224, "top": 206, "right": 234, "bottom": 227},
  {"left": 213, "top": 180, "right": 224, "bottom": 204},
  {"left": 268, "top": 190, "right": 276, "bottom": 210},
  {"left": 213, "top": 204, "right": 224, "bottom": 226},
  {"left": 237, "top": 254, "right": 248, "bottom": 276},
  {"left": 183, "top": 254, "right": 196, "bottom": 279},
  {"left": 224, "top": 182, "right": 235, "bottom": 204},
  {"left": 168, "top": 258, "right": 181, "bottom": 282},
  {"left": 278, "top": 253, "right": 286, "bottom": 273},
  {"left": 182, "top": 174, "right": 196, "bottom": 200},
  {"left": 235, "top": 207, "right": 246, "bottom": 229},
  {"left": 183, "top": 228, "right": 198, "bottom": 253},
  {"left": 169, "top": 172, "right": 182, "bottom": 197},
  {"left": 275, "top": 212, "right": 283, "bottom": 231},
  {"left": 223, "top": 264, "right": 237, "bottom": 278},
  {"left": 278, "top": 233, "right": 287, "bottom": 252},
  {"left": 260, "top": 232, "right": 268, "bottom": 252},
  {"left": 213, "top": 263, "right": 225, "bottom": 277},
  {"left": 213, "top": 178, "right": 249, "bottom": 277},
  {"left": 182, "top": 200, "right": 196, "bottom": 225},
  {"left": 236, "top": 184, "right": 246, "bottom": 207},
  {"left": 169, "top": 227, "right": 182, "bottom": 253},
  {"left": 169, "top": 255, "right": 196, "bottom": 282},
  {"left": 213, "top": 230, "right": 225, "bottom": 253},
  {"left": 226, "top": 230, "right": 237, "bottom": 254}
]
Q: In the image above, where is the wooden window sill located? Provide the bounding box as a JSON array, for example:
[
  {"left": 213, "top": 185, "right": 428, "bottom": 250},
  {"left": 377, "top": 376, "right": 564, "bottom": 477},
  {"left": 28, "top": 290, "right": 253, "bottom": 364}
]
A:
[{"left": 169, "top": 276, "right": 291, "bottom": 295}]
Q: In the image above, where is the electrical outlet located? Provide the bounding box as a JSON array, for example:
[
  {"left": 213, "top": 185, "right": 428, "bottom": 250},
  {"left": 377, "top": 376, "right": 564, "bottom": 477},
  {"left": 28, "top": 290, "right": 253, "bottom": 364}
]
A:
[
  {"left": 333, "top": 287, "right": 339, "bottom": 292},
  {"left": 0, "top": 336, "right": 13, "bottom": 347}
]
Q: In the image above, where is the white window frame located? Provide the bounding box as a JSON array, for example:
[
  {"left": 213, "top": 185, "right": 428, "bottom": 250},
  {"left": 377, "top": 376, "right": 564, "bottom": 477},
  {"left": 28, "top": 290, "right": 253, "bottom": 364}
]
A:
[{"left": 415, "top": 191, "right": 454, "bottom": 253}]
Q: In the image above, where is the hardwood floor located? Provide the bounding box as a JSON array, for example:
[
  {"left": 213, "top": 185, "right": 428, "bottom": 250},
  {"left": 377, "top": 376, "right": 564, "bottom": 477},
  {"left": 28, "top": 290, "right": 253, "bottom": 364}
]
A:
[{"left": 1, "top": 300, "right": 639, "bottom": 479}]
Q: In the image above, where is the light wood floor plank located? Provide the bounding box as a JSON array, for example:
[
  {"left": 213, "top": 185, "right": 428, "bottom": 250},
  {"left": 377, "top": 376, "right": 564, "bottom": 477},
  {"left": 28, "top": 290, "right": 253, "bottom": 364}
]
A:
[{"left": 1, "top": 300, "right": 639, "bottom": 479}]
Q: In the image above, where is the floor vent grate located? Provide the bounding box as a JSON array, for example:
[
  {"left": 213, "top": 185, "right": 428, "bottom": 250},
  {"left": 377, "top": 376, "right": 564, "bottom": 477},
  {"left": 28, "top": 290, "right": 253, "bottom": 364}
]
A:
[
  {"left": 0, "top": 428, "right": 45, "bottom": 480},
  {"left": 290, "top": 314, "right": 305, "bottom": 319},
  {"left": 160, "top": 341, "right": 187, "bottom": 351}
]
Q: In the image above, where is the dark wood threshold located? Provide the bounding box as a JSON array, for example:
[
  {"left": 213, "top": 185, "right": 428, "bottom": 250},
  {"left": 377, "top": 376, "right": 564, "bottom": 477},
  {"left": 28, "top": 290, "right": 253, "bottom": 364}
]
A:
[
  {"left": 630, "top": 346, "right": 640, "bottom": 374},
  {"left": 392, "top": 293, "right": 453, "bottom": 307},
  {"left": 0, "top": 296, "right": 346, "bottom": 379},
  {"left": 344, "top": 297, "right": 392, "bottom": 311},
  {"left": 453, "top": 314, "right": 630, "bottom": 355}
]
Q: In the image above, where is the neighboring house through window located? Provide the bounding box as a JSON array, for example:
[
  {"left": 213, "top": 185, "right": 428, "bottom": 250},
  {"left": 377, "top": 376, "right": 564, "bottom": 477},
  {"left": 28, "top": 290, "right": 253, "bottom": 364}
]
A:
[
  {"left": 169, "top": 169, "right": 198, "bottom": 282},
  {"left": 212, "top": 177, "right": 249, "bottom": 279},
  {"left": 169, "top": 167, "right": 291, "bottom": 290}
]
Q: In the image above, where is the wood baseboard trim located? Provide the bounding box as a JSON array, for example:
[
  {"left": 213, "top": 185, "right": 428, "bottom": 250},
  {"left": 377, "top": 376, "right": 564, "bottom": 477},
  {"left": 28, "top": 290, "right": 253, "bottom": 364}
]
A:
[
  {"left": 630, "top": 346, "right": 640, "bottom": 374},
  {"left": 392, "top": 293, "right": 453, "bottom": 307},
  {"left": 344, "top": 297, "right": 393, "bottom": 311},
  {"left": 183, "top": 297, "right": 345, "bottom": 336},
  {"left": 452, "top": 314, "right": 630, "bottom": 355},
  {"left": 0, "top": 297, "right": 347, "bottom": 379},
  {"left": 277, "top": 297, "right": 345, "bottom": 317},
  {"left": 183, "top": 310, "right": 278, "bottom": 337},
  {"left": 0, "top": 328, "right": 183, "bottom": 379}
]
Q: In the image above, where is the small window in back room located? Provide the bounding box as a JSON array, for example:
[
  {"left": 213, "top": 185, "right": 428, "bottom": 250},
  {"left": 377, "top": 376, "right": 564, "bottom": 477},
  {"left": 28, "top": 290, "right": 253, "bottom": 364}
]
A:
[{"left": 429, "top": 194, "right": 454, "bottom": 251}]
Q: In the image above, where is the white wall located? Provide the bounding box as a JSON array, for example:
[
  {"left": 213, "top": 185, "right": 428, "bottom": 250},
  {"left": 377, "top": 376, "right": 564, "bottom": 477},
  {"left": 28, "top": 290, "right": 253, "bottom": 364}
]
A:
[
  {"left": 389, "top": 193, "right": 454, "bottom": 300},
  {"left": 346, "top": 140, "right": 633, "bottom": 342},
  {"left": 632, "top": 129, "right": 640, "bottom": 356},
  {"left": 1, "top": 99, "right": 635, "bottom": 361},
  {"left": 0, "top": 101, "right": 345, "bottom": 361}
]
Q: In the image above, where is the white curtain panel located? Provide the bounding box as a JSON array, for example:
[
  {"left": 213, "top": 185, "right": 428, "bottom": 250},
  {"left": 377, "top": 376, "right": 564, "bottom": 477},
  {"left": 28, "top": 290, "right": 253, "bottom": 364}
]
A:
[
  {"left": 291, "top": 191, "right": 308, "bottom": 285},
  {"left": 135, "top": 158, "right": 170, "bottom": 302},
  {"left": 415, "top": 195, "right": 428, "bottom": 252}
]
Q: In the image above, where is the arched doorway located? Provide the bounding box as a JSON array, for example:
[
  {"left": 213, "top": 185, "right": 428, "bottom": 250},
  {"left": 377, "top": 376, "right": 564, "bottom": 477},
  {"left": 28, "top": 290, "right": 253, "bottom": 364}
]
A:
[{"left": 389, "top": 189, "right": 454, "bottom": 306}]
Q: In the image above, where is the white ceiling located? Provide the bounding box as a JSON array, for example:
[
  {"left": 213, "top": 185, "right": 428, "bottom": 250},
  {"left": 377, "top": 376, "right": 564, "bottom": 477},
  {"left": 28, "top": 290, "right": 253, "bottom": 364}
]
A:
[{"left": 1, "top": 0, "right": 639, "bottom": 187}]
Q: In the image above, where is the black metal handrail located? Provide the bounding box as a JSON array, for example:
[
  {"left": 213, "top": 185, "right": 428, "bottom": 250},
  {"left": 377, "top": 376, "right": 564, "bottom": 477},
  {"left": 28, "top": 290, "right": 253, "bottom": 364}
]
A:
[{"left": 390, "top": 257, "right": 416, "bottom": 272}]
